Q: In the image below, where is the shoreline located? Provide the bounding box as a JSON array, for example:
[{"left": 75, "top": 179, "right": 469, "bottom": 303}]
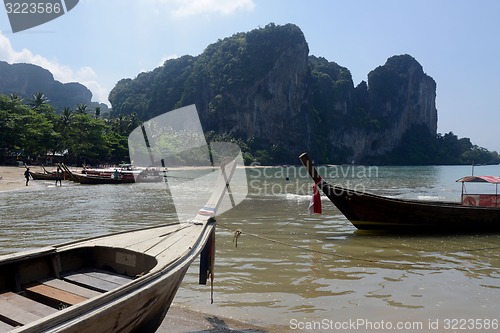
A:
[
  {"left": 0, "top": 165, "right": 45, "bottom": 192},
  {"left": 162, "top": 304, "right": 292, "bottom": 332},
  {"left": 0, "top": 164, "right": 282, "bottom": 193}
]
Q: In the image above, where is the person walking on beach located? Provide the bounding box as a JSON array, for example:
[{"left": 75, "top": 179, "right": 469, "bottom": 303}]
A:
[
  {"left": 55, "top": 167, "right": 62, "bottom": 186},
  {"left": 24, "top": 168, "right": 31, "bottom": 186}
]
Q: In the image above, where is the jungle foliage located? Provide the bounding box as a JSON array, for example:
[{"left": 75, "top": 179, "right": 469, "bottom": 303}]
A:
[
  {"left": 0, "top": 94, "right": 138, "bottom": 165},
  {"left": 372, "top": 125, "right": 500, "bottom": 165}
]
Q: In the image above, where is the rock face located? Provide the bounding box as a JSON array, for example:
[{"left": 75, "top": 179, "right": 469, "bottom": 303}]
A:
[
  {"left": 192, "top": 23, "right": 311, "bottom": 156},
  {"left": 109, "top": 23, "right": 438, "bottom": 164},
  {"left": 0, "top": 61, "right": 105, "bottom": 112},
  {"left": 325, "top": 55, "right": 438, "bottom": 162}
]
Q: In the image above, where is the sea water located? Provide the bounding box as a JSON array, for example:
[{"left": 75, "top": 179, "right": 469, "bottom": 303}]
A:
[{"left": 1, "top": 164, "right": 500, "bottom": 331}]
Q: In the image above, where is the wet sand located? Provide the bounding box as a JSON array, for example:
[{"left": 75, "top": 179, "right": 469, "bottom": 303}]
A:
[
  {"left": 161, "top": 305, "right": 289, "bottom": 332},
  {"left": 0, "top": 165, "right": 43, "bottom": 191},
  {"left": 0, "top": 165, "right": 286, "bottom": 333}
]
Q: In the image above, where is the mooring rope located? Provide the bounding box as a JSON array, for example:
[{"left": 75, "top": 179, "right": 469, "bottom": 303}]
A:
[
  {"left": 217, "top": 209, "right": 500, "bottom": 271},
  {"left": 218, "top": 214, "right": 383, "bottom": 265}
]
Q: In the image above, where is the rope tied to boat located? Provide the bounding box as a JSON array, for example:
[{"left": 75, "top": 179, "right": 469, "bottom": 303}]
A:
[
  {"left": 228, "top": 208, "right": 311, "bottom": 249},
  {"left": 233, "top": 229, "right": 242, "bottom": 247},
  {"left": 219, "top": 215, "right": 500, "bottom": 272},
  {"left": 216, "top": 207, "right": 415, "bottom": 267}
]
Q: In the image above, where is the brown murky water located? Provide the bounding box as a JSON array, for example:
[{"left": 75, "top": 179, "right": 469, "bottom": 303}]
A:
[{"left": 2, "top": 165, "right": 500, "bottom": 331}]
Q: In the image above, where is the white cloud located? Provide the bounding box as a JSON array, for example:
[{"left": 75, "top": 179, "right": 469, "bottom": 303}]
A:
[
  {"left": 0, "top": 31, "right": 109, "bottom": 105},
  {"left": 169, "top": 0, "right": 255, "bottom": 17}
]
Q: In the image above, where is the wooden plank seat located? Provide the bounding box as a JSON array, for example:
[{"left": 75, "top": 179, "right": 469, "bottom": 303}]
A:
[
  {"left": 62, "top": 270, "right": 134, "bottom": 292},
  {"left": 25, "top": 284, "right": 88, "bottom": 306},
  {"left": 0, "top": 291, "right": 57, "bottom": 327},
  {"left": 0, "top": 276, "right": 111, "bottom": 331},
  {"left": 0, "top": 319, "right": 14, "bottom": 332},
  {"left": 41, "top": 279, "right": 102, "bottom": 299}
]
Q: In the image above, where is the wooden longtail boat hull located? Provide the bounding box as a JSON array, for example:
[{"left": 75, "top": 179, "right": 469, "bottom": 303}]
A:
[
  {"left": 61, "top": 165, "right": 162, "bottom": 185},
  {"left": 0, "top": 222, "right": 214, "bottom": 333},
  {"left": 71, "top": 172, "right": 136, "bottom": 184},
  {"left": 28, "top": 166, "right": 65, "bottom": 181},
  {"left": 0, "top": 160, "right": 236, "bottom": 332},
  {"left": 29, "top": 172, "right": 58, "bottom": 181},
  {"left": 299, "top": 153, "right": 500, "bottom": 231}
]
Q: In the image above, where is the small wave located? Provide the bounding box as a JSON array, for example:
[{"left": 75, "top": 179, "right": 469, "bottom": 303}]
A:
[
  {"left": 285, "top": 193, "right": 310, "bottom": 201},
  {"left": 417, "top": 195, "right": 445, "bottom": 201}
]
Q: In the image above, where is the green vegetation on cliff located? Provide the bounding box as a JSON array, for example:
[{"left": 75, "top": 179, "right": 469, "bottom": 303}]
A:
[{"left": 375, "top": 125, "right": 500, "bottom": 165}]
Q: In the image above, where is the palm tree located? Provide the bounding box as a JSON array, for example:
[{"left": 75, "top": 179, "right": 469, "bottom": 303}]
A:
[
  {"left": 29, "top": 92, "right": 49, "bottom": 109},
  {"left": 55, "top": 107, "right": 74, "bottom": 160},
  {"left": 59, "top": 107, "right": 73, "bottom": 129},
  {"left": 9, "top": 93, "right": 23, "bottom": 103},
  {"left": 95, "top": 106, "right": 101, "bottom": 119},
  {"left": 75, "top": 103, "right": 88, "bottom": 114}
]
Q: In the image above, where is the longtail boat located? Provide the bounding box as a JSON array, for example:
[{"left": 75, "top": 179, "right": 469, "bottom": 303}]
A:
[
  {"left": 67, "top": 172, "right": 136, "bottom": 185},
  {"left": 59, "top": 165, "right": 135, "bottom": 185},
  {"left": 28, "top": 171, "right": 58, "bottom": 181},
  {"left": 60, "top": 165, "right": 162, "bottom": 185},
  {"left": 0, "top": 159, "right": 237, "bottom": 333},
  {"left": 28, "top": 166, "right": 65, "bottom": 181},
  {"left": 299, "top": 152, "right": 500, "bottom": 231}
]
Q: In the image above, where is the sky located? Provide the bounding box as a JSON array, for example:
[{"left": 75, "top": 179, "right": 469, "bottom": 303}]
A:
[{"left": 1, "top": 0, "right": 500, "bottom": 152}]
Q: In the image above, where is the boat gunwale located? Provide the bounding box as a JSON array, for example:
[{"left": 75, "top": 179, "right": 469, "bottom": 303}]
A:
[
  {"left": 0, "top": 222, "right": 182, "bottom": 264},
  {"left": 326, "top": 184, "right": 457, "bottom": 205},
  {"left": 328, "top": 183, "right": 500, "bottom": 210}
]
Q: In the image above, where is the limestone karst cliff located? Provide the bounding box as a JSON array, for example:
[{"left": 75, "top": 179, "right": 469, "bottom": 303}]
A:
[
  {"left": 0, "top": 61, "right": 106, "bottom": 112},
  {"left": 106, "top": 23, "right": 437, "bottom": 164},
  {"left": 320, "top": 54, "right": 438, "bottom": 163}
]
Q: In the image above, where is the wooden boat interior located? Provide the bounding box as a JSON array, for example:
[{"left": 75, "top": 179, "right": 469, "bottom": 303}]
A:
[{"left": 0, "top": 246, "right": 157, "bottom": 331}]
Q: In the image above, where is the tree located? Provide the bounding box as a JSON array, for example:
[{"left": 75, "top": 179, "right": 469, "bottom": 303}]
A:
[
  {"left": 9, "top": 93, "right": 23, "bottom": 103},
  {"left": 21, "top": 110, "right": 58, "bottom": 159},
  {"left": 54, "top": 107, "right": 74, "bottom": 154},
  {"left": 0, "top": 95, "right": 24, "bottom": 161},
  {"left": 64, "top": 113, "right": 111, "bottom": 164},
  {"left": 29, "top": 92, "right": 49, "bottom": 109},
  {"left": 109, "top": 113, "right": 141, "bottom": 136},
  {"left": 59, "top": 107, "right": 73, "bottom": 128},
  {"left": 75, "top": 103, "right": 88, "bottom": 114},
  {"left": 0, "top": 95, "right": 57, "bottom": 161},
  {"left": 95, "top": 106, "right": 101, "bottom": 119},
  {"left": 0, "top": 94, "right": 131, "bottom": 165}
]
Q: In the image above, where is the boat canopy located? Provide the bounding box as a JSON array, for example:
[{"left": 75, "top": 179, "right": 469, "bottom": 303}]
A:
[{"left": 456, "top": 176, "right": 500, "bottom": 184}]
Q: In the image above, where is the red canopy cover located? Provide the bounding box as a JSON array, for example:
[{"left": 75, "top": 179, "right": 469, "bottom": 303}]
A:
[{"left": 457, "top": 176, "right": 500, "bottom": 184}]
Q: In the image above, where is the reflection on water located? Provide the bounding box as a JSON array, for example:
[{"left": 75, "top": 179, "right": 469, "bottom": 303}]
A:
[{"left": 2, "top": 165, "right": 500, "bottom": 330}]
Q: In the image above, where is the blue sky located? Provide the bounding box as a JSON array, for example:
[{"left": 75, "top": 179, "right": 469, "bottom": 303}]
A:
[{"left": 1, "top": 0, "right": 500, "bottom": 152}]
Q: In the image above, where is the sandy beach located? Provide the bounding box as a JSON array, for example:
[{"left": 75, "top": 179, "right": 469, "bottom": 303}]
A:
[
  {"left": 0, "top": 165, "right": 44, "bottom": 191},
  {"left": 0, "top": 165, "right": 285, "bottom": 333}
]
